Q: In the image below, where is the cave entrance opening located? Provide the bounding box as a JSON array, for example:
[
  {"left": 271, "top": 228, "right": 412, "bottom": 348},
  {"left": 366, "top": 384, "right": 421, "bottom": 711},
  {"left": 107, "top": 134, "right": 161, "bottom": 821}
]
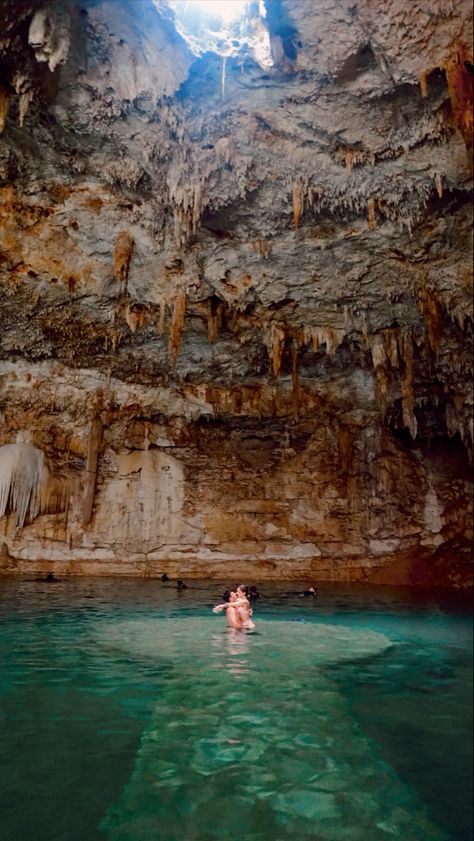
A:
[{"left": 166, "top": 0, "right": 273, "bottom": 68}]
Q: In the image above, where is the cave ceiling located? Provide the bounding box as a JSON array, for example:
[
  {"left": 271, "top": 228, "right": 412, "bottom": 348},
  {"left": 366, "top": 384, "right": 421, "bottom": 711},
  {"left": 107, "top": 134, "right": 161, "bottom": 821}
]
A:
[{"left": 0, "top": 0, "right": 472, "bottom": 579}]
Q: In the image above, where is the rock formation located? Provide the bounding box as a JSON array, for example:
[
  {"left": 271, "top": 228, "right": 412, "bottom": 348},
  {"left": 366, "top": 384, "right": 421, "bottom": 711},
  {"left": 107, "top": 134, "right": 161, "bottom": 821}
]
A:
[{"left": 0, "top": 0, "right": 472, "bottom": 586}]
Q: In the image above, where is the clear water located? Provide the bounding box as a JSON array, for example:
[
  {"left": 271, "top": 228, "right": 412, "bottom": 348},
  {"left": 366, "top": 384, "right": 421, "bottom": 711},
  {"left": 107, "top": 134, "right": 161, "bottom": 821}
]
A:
[{"left": 0, "top": 579, "right": 471, "bottom": 841}]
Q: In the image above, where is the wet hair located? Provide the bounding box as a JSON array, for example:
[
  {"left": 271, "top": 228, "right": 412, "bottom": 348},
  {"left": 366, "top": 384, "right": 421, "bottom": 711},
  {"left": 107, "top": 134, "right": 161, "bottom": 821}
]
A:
[
  {"left": 223, "top": 589, "right": 231, "bottom": 602},
  {"left": 161, "top": 573, "right": 169, "bottom": 582}
]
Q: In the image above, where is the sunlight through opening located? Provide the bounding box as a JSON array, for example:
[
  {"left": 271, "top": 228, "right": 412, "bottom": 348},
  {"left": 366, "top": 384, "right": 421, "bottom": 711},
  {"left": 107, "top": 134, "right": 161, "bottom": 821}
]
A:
[{"left": 191, "top": 0, "right": 249, "bottom": 23}]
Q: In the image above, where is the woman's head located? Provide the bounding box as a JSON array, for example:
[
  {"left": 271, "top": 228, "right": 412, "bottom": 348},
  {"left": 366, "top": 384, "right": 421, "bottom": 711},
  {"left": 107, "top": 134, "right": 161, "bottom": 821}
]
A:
[{"left": 237, "top": 584, "right": 248, "bottom": 596}]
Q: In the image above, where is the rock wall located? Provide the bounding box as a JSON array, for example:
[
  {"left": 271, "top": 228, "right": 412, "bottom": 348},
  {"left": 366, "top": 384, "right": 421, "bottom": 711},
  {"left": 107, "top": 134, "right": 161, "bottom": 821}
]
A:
[
  {"left": 0, "top": 360, "right": 471, "bottom": 586},
  {"left": 0, "top": 0, "right": 472, "bottom": 586}
]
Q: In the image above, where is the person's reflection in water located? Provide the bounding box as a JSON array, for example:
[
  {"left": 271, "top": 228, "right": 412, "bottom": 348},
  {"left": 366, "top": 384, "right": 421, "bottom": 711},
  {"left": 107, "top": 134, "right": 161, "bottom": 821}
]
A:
[
  {"left": 225, "top": 628, "right": 250, "bottom": 677},
  {"left": 210, "top": 628, "right": 250, "bottom": 678}
]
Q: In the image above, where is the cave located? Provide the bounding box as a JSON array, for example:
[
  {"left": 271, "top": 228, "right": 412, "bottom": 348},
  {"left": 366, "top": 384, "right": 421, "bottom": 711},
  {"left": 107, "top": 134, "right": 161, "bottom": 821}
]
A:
[
  {"left": 0, "top": 0, "right": 472, "bottom": 588},
  {"left": 0, "top": 3, "right": 473, "bottom": 840}
]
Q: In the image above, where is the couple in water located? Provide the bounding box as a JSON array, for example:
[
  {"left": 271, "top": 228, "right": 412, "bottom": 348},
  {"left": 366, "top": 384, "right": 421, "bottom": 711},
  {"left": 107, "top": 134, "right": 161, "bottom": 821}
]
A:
[{"left": 212, "top": 584, "right": 256, "bottom": 631}]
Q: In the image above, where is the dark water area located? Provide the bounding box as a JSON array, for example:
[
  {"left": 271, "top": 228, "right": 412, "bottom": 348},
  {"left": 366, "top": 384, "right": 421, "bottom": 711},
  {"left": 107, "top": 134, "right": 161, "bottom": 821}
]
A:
[{"left": 0, "top": 577, "right": 472, "bottom": 841}]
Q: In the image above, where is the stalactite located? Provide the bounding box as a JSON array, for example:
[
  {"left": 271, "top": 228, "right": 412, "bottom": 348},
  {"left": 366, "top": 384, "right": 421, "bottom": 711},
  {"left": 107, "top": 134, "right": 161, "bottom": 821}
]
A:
[
  {"left": 0, "top": 86, "right": 9, "bottom": 134},
  {"left": 0, "top": 443, "right": 45, "bottom": 527},
  {"left": 367, "top": 197, "right": 376, "bottom": 230},
  {"left": 445, "top": 402, "right": 459, "bottom": 438},
  {"left": 419, "top": 71, "right": 428, "bottom": 98},
  {"left": 252, "top": 239, "right": 271, "bottom": 259},
  {"left": 207, "top": 296, "right": 225, "bottom": 343},
  {"left": 381, "top": 329, "right": 399, "bottom": 368},
  {"left": 369, "top": 334, "right": 391, "bottom": 411},
  {"left": 444, "top": 44, "right": 473, "bottom": 148},
  {"left": 111, "top": 328, "right": 122, "bottom": 352},
  {"left": 19, "top": 90, "right": 34, "bottom": 127},
  {"left": 302, "top": 326, "right": 346, "bottom": 357},
  {"left": 360, "top": 315, "right": 371, "bottom": 349},
  {"left": 434, "top": 173, "right": 443, "bottom": 198},
  {"left": 418, "top": 287, "right": 442, "bottom": 353},
  {"left": 67, "top": 274, "right": 79, "bottom": 296},
  {"left": 125, "top": 303, "right": 147, "bottom": 334},
  {"left": 446, "top": 400, "right": 473, "bottom": 457},
  {"left": 338, "top": 424, "right": 352, "bottom": 475},
  {"left": 114, "top": 231, "right": 134, "bottom": 291},
  {"left": 11, "top": 73, "right": 34, "bottom": 128},
  {"left": 171, "top": 183, "right": 203, "bottom": 246},
  {"left": 215, "top": 136, "right": 237, "bottom": 165},
  {"left": 158, "top": 296, "right": 166, "bottom": 335},
  {"left": 344, "top": 150, "right": 354, "bottom": 171},
  {"left": 0, "top": 542, "right": 12, "bottom": 564},
  {"left": 369, "top": 333, "right": 386, "bottom": 369},
  {"left": 375, "top": 367, "right": 391, "bottom": 411},
  {"left": 265, "top": 324, "right": 286, "bottom": 377},
  {"left": 400, "top": 333, "right": 417, "bottom": 438},
  {"left": 339, "top": 148, "right": 365, "bottom": 171},
  {"left": 0, "top": 442, "right": 71, "bottom": 528},
  {"left": 169, "top": 290, "right": 186, "bottom": 361},
  {"left": 40, "top": 474, "right": 71, "bottom": 518},
  {"left": 316, "top": 327, "right": 345, "bottom": 357},
  {"left": 143, "top": 423, "right": 150, "bottom": 452},
  {"left": 291, "top": 340, "right": 299, "bottom": 416},
  {"left": 292, "top": 183, "right": 303, "bottom": 227},
  {"left": 82, "top": 417, "right": 102, "bottom": 527},
  {"left": 28, "top": 4, "right": 71, "bottom": 72}
]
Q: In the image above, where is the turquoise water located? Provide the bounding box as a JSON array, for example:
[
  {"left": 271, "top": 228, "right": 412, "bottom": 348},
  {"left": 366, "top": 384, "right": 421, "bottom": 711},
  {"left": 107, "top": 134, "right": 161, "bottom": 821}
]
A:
[{"left": 0, "top": 579, "right": 471, "bottom": 841}]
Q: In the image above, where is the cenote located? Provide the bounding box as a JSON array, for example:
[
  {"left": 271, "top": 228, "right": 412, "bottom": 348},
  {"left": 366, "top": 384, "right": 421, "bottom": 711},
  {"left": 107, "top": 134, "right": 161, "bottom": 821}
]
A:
[{"left": 0, "top": 578, "right": 471, "bottom": 841}]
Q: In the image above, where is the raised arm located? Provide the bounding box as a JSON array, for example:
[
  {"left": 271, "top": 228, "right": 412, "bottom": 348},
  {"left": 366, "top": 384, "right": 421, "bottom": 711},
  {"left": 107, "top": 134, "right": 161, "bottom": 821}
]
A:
[{"left": 212, "top": 598, "right": 246, "bottom": 614}]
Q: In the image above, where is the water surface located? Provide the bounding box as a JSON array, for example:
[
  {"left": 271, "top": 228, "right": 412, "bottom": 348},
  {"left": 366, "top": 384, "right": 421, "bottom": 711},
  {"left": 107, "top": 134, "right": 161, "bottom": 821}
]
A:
[{"left": 0, "top": 578, "right": 471, "bottom": 840}]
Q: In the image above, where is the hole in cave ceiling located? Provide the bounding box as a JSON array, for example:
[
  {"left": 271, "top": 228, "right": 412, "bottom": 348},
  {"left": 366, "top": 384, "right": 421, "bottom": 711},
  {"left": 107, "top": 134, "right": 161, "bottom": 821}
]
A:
[
  {"left": 183, "top": 0, "right": 249, "bottom": 24},
  {"left": 164, "top": 0, "right": 273, "bottom": 67}
]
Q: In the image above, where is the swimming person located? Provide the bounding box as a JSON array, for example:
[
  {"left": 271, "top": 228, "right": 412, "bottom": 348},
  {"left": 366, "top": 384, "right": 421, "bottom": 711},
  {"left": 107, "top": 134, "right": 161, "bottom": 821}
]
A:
[
  {"left": 212, "top": 588, "right": 256, "bottom": 630},
  {"left": 213, "top": 590, "right": 242, "bottom": 629},
  {"left": 212, "top": 586, "right": 256, "bottom": 631},
  {"left": 299, "top": 585, "right": 317, "bottom": 598},
  {"left": 235, "top": 584, "right": 255, "bottom": 630}
]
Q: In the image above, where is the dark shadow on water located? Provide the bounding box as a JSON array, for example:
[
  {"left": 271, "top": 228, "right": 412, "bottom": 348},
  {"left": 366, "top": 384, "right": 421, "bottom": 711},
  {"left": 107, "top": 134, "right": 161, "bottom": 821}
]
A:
[{"left": 328, "top": 643, "right": 473, "bottom": 841}]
